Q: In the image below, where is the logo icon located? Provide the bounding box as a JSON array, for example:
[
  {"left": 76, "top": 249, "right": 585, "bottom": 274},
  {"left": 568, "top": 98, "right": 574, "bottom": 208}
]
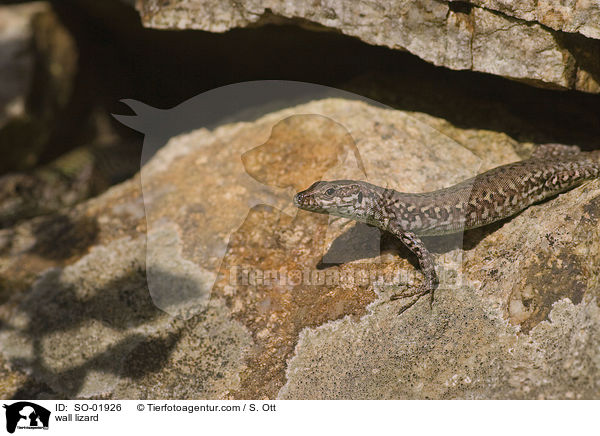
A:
[{"left": 3, "top": 402, "right": 50, "bottom": 434}]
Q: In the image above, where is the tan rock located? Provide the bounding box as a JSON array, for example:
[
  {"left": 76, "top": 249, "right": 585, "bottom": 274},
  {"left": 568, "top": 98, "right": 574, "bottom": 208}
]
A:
[
  {"left": 0, "top": 97, "right": 598, "bottom": 398},
  {"left": 0, "top": 2, "right": 45, "bottom": 129},
  {"left": 0, "top": 2, "right": 78, "bottom": 174},
  {"left": 469, "top": 0, "right": 600, "bottom": 40},
  {"left": 135, "top": 0, "right": 600, "bottom": 93}
]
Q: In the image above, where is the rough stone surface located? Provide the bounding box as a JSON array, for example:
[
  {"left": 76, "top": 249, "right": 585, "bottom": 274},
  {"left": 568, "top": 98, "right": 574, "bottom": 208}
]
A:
[
  {"left": 136, "top": 0, "right": 600, "bottom": 93},
  {"left": 468, "top": 0, "right": 600, "bottom": 40},
  {"left": 0, "top": 112, "right": 142, "bottom": 229},
  {"left": 0, "top": 2, "right": 47, "bottom": 132},
  {"left": 1, "top": 98, "right": 599, "bottom": 399},
  {"left": 0, "top": 1, "right": 78, "bottom": 174}
]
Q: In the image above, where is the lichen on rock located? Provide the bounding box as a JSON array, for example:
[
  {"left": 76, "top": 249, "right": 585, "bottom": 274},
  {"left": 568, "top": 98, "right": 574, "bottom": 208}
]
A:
[{"left": 1, "top": 96, "right": 599, "bottom": 399}]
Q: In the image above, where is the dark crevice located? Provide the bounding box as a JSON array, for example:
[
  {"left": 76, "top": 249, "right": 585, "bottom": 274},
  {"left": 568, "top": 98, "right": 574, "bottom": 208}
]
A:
[
  {"left": 48, "top": 0, "right": 600, "bottom": 152},
  {"left": 448, "top": 1, "right": 474, "bottom": 15}
]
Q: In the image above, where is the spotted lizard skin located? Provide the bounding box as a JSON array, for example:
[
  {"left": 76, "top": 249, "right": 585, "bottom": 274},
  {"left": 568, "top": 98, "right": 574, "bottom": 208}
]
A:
[{"left": 294, "top": 144, "right": 600, "bottom": 303}]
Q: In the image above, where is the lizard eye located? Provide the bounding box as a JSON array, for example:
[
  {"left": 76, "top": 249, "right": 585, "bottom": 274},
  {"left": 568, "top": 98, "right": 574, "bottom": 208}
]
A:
[{"left": 325, "top": 188, "right": 335, "bottom": 196}]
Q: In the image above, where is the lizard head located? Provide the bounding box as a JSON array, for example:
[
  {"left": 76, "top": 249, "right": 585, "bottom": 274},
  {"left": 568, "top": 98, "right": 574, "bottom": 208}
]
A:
[{"left": 294, "top": 180, "right": 375, "bottom": 221}]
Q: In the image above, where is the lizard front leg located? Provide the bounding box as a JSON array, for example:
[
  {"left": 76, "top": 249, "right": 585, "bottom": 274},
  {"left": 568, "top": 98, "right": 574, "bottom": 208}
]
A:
[{"left": 386, "top": 224, "right": 439, "bottom": 306}]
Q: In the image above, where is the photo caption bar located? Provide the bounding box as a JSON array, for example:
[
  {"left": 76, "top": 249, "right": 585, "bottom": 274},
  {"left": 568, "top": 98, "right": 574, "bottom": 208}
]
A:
[{"left": 0, "top": 400, "right": 594, "bottom": 435}]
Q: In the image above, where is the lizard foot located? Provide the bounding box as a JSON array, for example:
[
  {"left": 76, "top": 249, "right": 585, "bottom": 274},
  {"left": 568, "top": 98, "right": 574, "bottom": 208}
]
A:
[
  {"left": 389, "top": 274, "right": 438, "bottom": 311},
  {"left": 389, "top": 287, "right": 428, "bottom": 300},
  {"left": 387, "top": 287, "right": 430, "bottom": 315}
]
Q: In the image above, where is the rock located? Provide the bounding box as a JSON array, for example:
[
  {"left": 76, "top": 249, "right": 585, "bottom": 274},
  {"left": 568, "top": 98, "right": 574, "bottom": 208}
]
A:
[
  {"left": 0, "top": 111, "right": 142, "bottom": 229},
  {"left": 0, "top": 355, "right": 30, "bottom": 399},
  {"left": 0, "top": 142, "right": 140, "bottom": 229},
  {"left": 135, "top": 0, "right": 600, "bottom": 93},
  {"left": 1, "top": 96, "right": 599, "bottom": 399},
  {"left": 342, "top": 70, "right": 600, "bottom": 152},
  {"left": 467, "top": 0, "right": 600, "bottom": 40},
  {"left": 0, "top": 2, "right": 44, "bottom": 130},
  {"left": 0, "top": 4, "right": 142, "bottom": 229},
  {"left": 0, "top": 2, "right": 78, "bottom": 174}
]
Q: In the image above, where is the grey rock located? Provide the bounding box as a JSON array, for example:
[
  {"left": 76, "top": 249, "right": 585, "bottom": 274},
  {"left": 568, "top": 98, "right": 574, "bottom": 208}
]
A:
[
  {"left": 135, "top": 0, "right": 600, "bottom": 93},
  {"left": 0, "top": 123, "right": 142, "bottom": 228},
  {"left": 0, "top": 2, "right": 46, "bottom": 129},
  {"left": 468, "top": 0, "right": 600, "bottom": 40},
  {"left": 0, "top": 98, "right": 598, "bottom": 399},
  {"left": 0, "top": 2, "right": 78, "bottom": 174}
]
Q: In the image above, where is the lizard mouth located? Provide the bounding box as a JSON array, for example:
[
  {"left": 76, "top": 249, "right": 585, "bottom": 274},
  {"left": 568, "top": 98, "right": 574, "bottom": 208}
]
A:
[
  {"left": 293, "top": 192, "right": 312, "bottom": 209},
  {"left": 293, "top": 192, "right": 321, "bottom": 211},
  {"left": 293, "top": 193, "right": 302, "bottom": 207}
]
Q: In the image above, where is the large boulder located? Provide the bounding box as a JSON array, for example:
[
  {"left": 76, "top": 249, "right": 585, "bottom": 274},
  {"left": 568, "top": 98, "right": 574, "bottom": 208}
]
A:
[
  {"left": 0, "top": 2, "right": 78, "bottom": 175},
  {"left": 135, "top": 0, "right": 600, "bottom": 93},
  {"left": 0, "top": 97, "right": 598, "bottom": 399}
]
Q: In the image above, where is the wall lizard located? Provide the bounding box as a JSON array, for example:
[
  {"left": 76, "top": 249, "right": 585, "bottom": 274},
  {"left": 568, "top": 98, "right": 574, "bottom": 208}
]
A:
[{"left": 293, "top": 144, "right": 600, "bottom": 304}]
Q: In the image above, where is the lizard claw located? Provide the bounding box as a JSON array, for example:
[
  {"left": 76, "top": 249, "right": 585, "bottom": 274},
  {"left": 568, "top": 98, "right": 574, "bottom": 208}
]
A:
[{"left": 389, "top": 274, "right": 438, "bottom": 308}]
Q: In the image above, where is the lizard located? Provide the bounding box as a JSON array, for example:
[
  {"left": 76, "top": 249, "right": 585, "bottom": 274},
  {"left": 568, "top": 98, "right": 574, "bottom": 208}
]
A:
[{"left": 293, "top": 143, "right": 600, "bottom": 305}]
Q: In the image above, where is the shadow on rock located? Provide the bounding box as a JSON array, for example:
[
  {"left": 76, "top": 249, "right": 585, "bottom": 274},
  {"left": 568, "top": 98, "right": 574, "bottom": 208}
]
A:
[
  {"left": 11, "top": 332, "right": 181, "bottom": 399},
  {"left": 2, "top": 266, "right": 207, "bottom": 398},
  {"left": 29, "top": 214, "right": 99, "bottom": 260},
  {"left": 317, "top": 220, "right": 497, "bottom": 269}
]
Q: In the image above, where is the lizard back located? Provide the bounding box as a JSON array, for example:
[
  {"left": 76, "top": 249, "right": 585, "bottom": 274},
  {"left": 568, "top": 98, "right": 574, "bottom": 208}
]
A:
[{"left": 385, "top": 151, "right": 600, "bottom": 236}]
